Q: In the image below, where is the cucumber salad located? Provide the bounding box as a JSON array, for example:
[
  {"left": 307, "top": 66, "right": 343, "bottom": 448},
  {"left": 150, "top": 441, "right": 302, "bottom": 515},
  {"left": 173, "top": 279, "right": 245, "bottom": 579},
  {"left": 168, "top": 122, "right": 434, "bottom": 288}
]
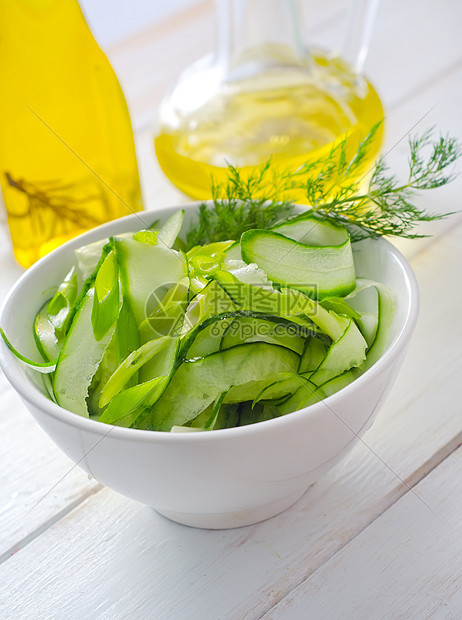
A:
[{"left": 2, "top": 209, "right": 394, "bottom": 432}]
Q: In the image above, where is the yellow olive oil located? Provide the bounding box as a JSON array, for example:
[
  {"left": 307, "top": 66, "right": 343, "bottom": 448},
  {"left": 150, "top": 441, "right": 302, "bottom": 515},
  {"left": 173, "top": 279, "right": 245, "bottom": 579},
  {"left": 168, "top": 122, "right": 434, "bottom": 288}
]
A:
[
  {"left": 0, "top": 0, "right": 142, "bottom": 267},
  {"left": 155, "top": 54, "right": 384, "bottom": 199}
]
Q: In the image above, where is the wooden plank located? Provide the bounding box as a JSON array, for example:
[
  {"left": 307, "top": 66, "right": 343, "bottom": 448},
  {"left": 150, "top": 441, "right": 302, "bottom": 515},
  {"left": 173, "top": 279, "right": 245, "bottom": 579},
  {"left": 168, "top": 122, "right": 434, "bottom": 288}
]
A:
[
  {"left": 0, "top": 219, "right": 101, "bottom": 561},
  {"left": 1, "top": 216, "right": 461, "bottom": 619},
  {"left": 0, "top": 0, "right": 461, "bottom": 612},
  {"left": 0, "top": 371, "right": 101, "bottom": 561},
  {"left": 379, "top": 62, "right": 462, "bottom": 260},
  {"left": 369, "top": 0, "right": 462, "bottom": 111},
  {"left": 264, "top": 447, "right": 462, "bottom": 619}
]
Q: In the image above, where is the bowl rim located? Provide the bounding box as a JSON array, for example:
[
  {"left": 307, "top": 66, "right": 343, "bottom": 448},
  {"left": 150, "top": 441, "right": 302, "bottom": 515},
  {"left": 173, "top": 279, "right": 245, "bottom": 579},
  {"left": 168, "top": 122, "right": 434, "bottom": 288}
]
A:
[{"left": 0, "top": 206, "right": 419, "bottom": 443}]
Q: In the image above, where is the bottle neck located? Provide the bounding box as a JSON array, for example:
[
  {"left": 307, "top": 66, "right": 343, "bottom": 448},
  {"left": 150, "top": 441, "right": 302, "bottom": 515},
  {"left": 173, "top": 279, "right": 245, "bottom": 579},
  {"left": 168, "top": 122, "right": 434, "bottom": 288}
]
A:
[{"left": 215, "top": 0, "right": 310, "bottom": 79}]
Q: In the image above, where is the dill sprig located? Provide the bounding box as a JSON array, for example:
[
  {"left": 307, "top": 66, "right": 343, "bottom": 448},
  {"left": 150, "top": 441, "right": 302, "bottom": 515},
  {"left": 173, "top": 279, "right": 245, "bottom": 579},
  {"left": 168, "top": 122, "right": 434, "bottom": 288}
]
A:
[
  {"left": 185, "top": 162, "right": 297, "bottom": 248},
  {"left": 185, "top": 124, "right": 461, "bottom": 248}
]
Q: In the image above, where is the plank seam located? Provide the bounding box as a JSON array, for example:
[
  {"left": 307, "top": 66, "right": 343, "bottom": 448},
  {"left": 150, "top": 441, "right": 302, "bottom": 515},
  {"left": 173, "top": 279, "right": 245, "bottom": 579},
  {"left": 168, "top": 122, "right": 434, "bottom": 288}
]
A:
[
  {"left": 388, "top": 54, "right": 462, "bottom": 112},
  {"left": 409, "top": 211, "right": 462, "bottom": 264},
  {"left": 258, "top": 431, "right": 462, "bottom": 619},
  {"left": 0, "top": 483, "right": 103, "bottom": 566}
]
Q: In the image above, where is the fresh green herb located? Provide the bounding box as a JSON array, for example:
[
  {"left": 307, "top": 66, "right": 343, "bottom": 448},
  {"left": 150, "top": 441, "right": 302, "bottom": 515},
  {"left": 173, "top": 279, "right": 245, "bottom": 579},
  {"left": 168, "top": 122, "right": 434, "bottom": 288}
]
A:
[
  {"left": 185, "top": 162, "right": 297, "bottom": 248},
  {"left": 186, "top": 125, "right": 460, "bottom": 248}
]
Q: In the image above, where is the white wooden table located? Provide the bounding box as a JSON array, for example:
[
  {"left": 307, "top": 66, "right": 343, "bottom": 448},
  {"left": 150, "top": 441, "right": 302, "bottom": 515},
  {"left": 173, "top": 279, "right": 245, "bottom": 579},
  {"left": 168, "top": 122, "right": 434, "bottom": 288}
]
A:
[{"left": 1, "top": 1, "right": 462, "bottom": 618}]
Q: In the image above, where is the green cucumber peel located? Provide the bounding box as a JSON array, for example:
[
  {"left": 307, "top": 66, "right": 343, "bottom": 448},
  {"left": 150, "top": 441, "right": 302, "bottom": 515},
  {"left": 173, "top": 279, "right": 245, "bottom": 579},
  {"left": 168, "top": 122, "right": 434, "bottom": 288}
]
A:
[
  {"left": 47, "top": 265, "right": 79, "bottom": 337},
  {"left": 310, "top": 318, "right": 367, "bottom": 386},
  {"left": 220, "top": 315, "right": 306, "bottom": 355},
  {"left": 240, "top": 228, "right": 356, "bottom": 299},
  {"left": 143, "top": 342, "right": 300, "bottom": 431},
  {"left": 99, "top": 336, "right": 172, "bottom": 408},
  {"left": 132, "top": 210, "right": 185, "bottom": 250},
  {"left": 33, "top": 300, "right": 61, "bottom": 362},
  {"left": 133, "top": 230, "right": 158, "bottom": 245},
  {"left": 251, "top": 371, "right": 311, "bottom": 407},
  {"left": 98, "top": 375, "right": 169, "bottom": 427},
  {"left": 180, "top": 310, "right": 321, "bottom": 360},
  {"left": 298, "top": 336, "right": 328, "bottom": 373},
  {"left": 54, "top": 288, "right": 117, "bottom": 416},
  {"left": 270, "top": 214, "right": 348, "bottom": 246},
  {"left": 211, "top": 270, "right": 347, "bottom": 341},
  {"left": 346, "top": 278, "right": 395, "bottom": 361},
  {"left": 187, "top": 240, "right": 234, "bottom": 260},
  {"left": 115, "top": 237, "right": 187, "bottom": 330},
  {"left": 139, "top": 277, "right": 190, "bottom": 342},
  {"left": 205, "top": 391, "right": 227, "bottom": 430},
  {"left": 320, "top": 297, "right": 361, "bottom": 320},
  {"left": 91, "top": 247, "right": 120, "bottom": 341},
  {"left": 0, "top": 327, "right": 57, "bottom": 372},
  {"left": 157, "top": 209, "right": 185, "bottom": 248}
]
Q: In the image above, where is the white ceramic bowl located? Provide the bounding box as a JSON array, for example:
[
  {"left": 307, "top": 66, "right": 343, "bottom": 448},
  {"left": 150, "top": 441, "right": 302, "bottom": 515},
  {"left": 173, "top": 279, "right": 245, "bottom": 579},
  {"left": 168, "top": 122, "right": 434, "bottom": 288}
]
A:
[{"left": 0, "top": 205, "right": 419, "bottom": 529}]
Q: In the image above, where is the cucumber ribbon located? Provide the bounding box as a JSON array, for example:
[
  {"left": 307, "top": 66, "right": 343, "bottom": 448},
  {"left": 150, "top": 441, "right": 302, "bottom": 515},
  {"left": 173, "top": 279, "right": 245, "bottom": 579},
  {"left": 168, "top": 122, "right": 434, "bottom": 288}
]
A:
[{"left": 1, "top": 209, "right": 395, "bottom": 431}]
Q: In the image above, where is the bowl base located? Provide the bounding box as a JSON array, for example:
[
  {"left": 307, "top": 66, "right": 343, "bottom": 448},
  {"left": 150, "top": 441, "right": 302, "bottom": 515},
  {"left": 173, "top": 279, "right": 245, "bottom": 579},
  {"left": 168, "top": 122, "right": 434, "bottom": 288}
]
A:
[{"left": 154, "top": 487, "right": 309, "bottom": 529}]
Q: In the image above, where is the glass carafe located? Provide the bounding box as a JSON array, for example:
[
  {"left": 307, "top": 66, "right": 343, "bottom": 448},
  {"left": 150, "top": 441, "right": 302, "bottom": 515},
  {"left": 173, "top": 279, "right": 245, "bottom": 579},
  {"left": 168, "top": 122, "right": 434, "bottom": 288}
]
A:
[{"left": 155, "top": 0, "right": 384, "bottom": 199}]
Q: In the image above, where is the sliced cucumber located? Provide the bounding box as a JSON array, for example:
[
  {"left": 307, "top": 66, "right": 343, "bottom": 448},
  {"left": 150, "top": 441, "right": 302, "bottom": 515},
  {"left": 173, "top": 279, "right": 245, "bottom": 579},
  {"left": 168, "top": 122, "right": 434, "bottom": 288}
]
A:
[
  {"left": 310, "top": 319, "right": 367, "bottom": 386},
  {"left": 157, "top": 209, "right": 185, "bottom": 248},
  {"left": 224, "top": 376, "right": 293, "bottom": 404},
  {"left": 240, "top": 228, "right": 355, "bottom": 299},
  {"left": 185, "top": 317, "right": 234, "bottom": 359},
  {"left": 276, "top": 378, "right": 321, "bottom": 414},
  {"left": 54, "top": 288, "right": 116, "bottom": 416},
  {"left": 252, "top": 372, "right": 305, "bottom": 406},
  {"left": 143, "top": 342, "right": 300, "bottom": 431},
  {"left": 187, "top": 240, "right": 234, "bottom": 260},
  {"left": 22, "top": 206, "right": 396, "bottom": 431},
  {"left": 298, "top": 337, "right": 328, "bottom": 373},
  {"left": 224, "top": 241, "right": 241, "bottom": 261},
  {"left": 33, "top": 301, "right": 61, "bottom": 362},
  {"left": 115, "top": 237, "right": 187, "bottom": 330},
  {"left": 98, "top": 375, "right": 169, "bottom": 428},
  {"left": 75, "top": 232, "right": 133, "bottom": 282},
  {"left": 181, "top": 279, "right": 238, "bottom": 340},
  {"left": 91, "top": 248, "right": 120, "bottom": 341},
  {"left": 47, "top": 265, "right": 79, "bottom": 338},
  {"left": 222, "top": 259, "right": 272, "bottom": 288},
  {"left": 0, "top": 327, "right": 57, "bottom": 373},
  {"left": 271, "top": 214, "right": 348, "bottom": 246},
  {"left": 220, "top": 316, "right": 306, "bottom": 355},
  {"left": 137, "top": 280, "right": 189, "bottom": 386},
  {"left": 33, "top": 265, "right": 80, "bottom": 362},
  {"left": 346, "top": 278, "right": 395, "bottom": 363},
  {"left": 99, "top": 336, "right": 171, "bottom": 408},
  {"left": 139, "top": 278, "right": 190, "bottom": 344},
  {"left": 212, "top": 270, "right": 348, "bottom": 341}
]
